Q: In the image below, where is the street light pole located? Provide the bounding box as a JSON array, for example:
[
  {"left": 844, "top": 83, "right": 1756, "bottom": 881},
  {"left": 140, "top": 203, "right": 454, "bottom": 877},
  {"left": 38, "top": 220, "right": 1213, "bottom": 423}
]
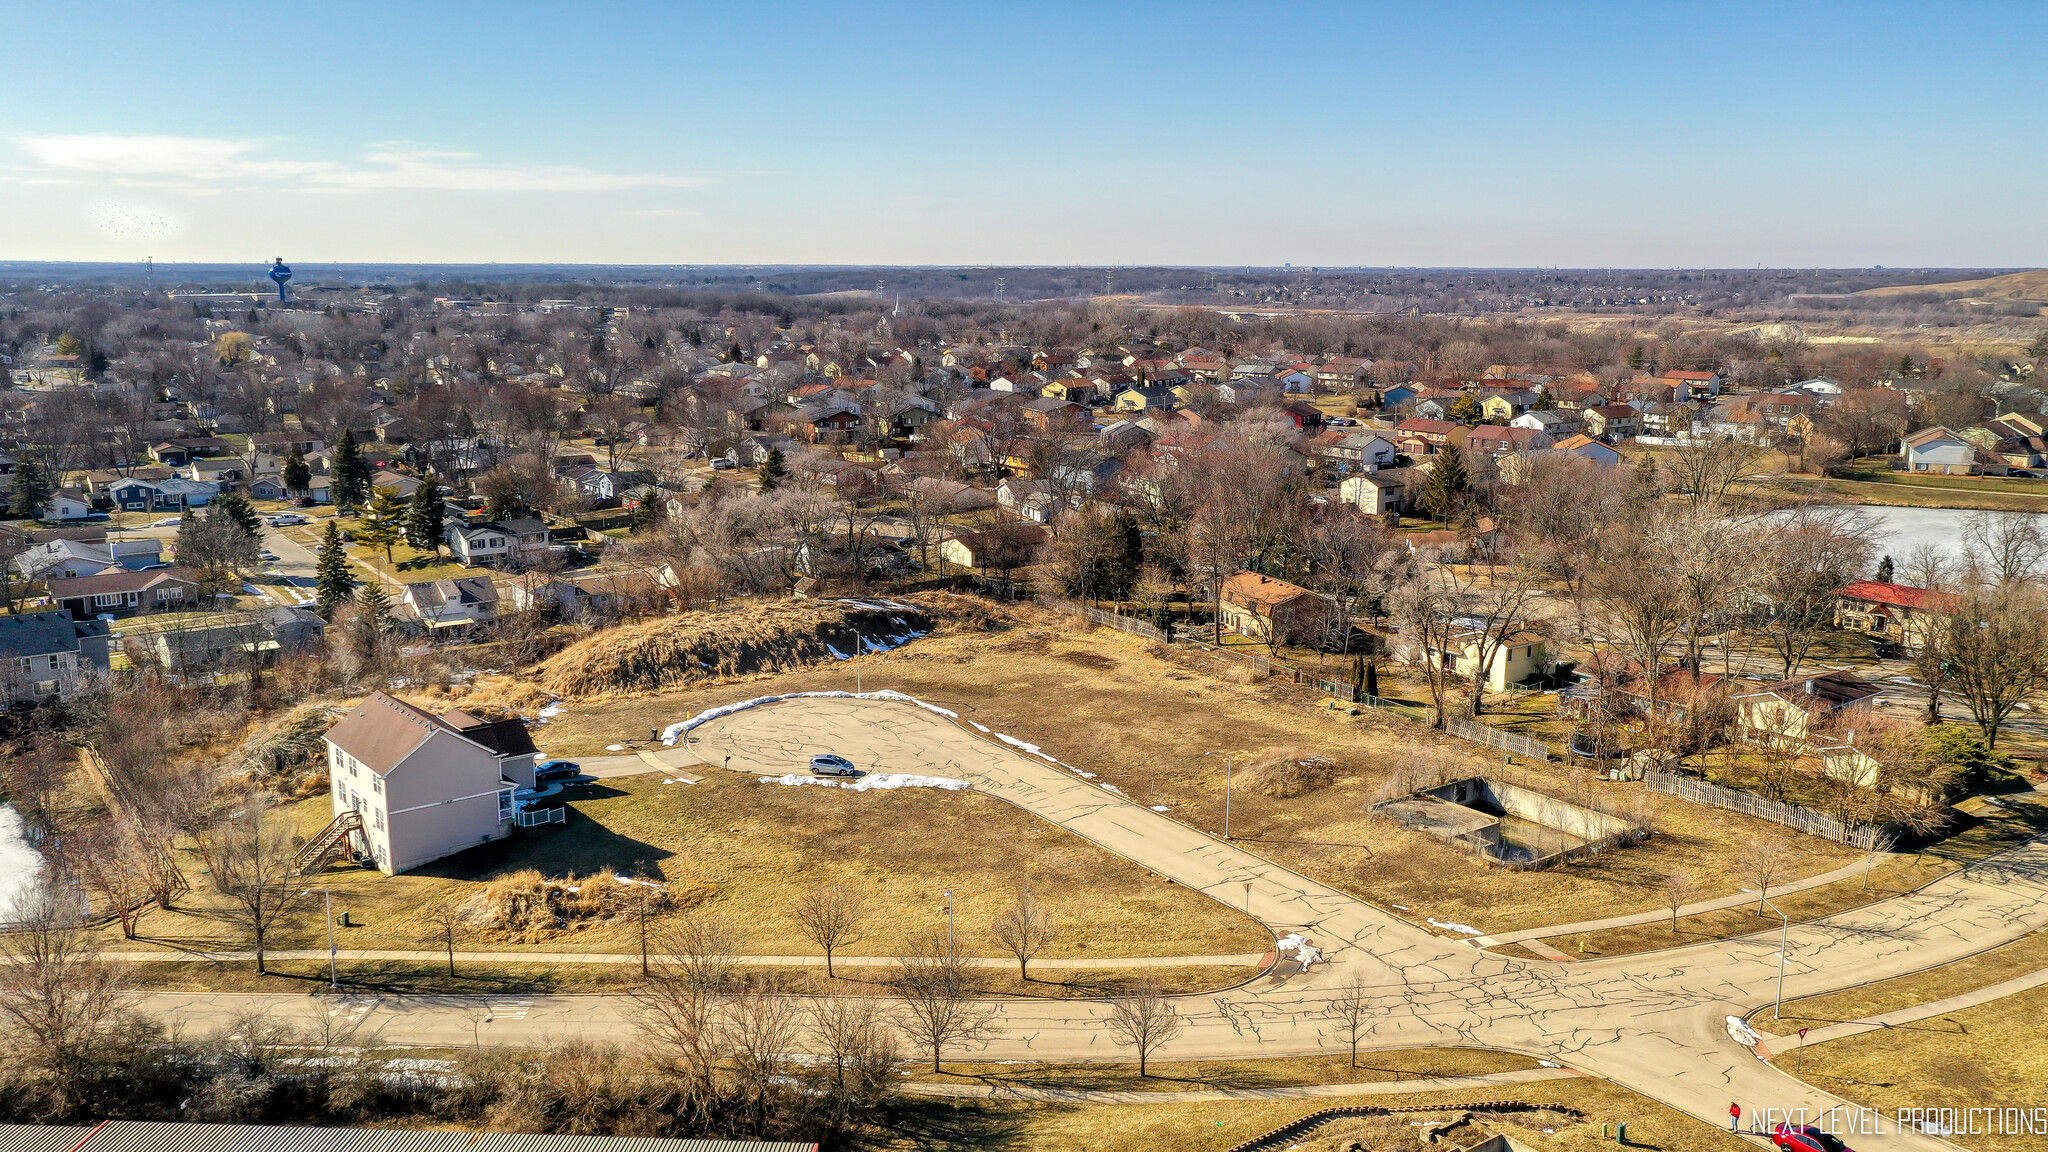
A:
[
  {"left": 304, "top": 887, "right": 337, "bottom": 990},
  {"left": 1202, "top": 751, "right": 1236, "bottom": 839},
  {"left": 855, "top": 631, "right": 863, "bottom": 693},
  {"left": 944, "top": 889, "right": 955, "bottom": 953}
]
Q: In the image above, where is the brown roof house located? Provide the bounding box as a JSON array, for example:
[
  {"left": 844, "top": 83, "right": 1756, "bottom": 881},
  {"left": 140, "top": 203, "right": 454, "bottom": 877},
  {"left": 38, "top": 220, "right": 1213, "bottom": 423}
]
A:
[
  {"left": 1219, "top": 571, "right": 1334, "bottom": 647},
  {"left": 321, "top": 692, "right": 542, "bottom": 874},
  {"left": 1733, "top": 671, "right": 1883, "bottom": 750}
]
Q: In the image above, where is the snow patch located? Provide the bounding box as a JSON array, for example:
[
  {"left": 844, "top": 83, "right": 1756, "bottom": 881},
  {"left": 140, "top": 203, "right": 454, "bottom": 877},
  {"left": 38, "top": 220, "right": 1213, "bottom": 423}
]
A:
[
  {"left": 824, "top": 644, "right": 849, "bottom": 660},
  {"left": 1150, "top": 805, "right": 1170, "bottom": 812},
  {"left": 969, "top": 722, "right": 990, "bottom": 733},
  {"left": 605, "top": 744, "right": 626, "bottom": 751},
  {"left": 1427, "top": 918, "right": 1486, "bottom": 936},
  {"left": 661, "top": 689, "right": 959, "bottom": 744},
  {"left": 759, "top": 773, "right": 970, "bottom": 793}
]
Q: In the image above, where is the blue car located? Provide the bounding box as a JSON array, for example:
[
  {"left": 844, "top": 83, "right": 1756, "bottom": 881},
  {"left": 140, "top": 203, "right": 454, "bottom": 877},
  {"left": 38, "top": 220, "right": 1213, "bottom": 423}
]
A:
[{"left": 535, "top": 759, "right": 582, "bottom": 784}]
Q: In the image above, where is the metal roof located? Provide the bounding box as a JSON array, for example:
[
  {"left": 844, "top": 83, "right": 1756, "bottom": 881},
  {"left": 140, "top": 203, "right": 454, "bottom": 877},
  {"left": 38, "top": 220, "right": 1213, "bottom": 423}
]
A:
[{"left": 0, "top": 1125, "right": 813, "bottom": 1152}]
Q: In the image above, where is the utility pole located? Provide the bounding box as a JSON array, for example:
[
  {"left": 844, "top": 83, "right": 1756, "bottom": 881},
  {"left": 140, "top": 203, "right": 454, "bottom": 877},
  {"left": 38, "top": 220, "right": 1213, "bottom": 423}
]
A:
[
  {"left": 304, "top": 887, "right": 337, "bottom": 990},
  {"left": 855, "top": 630, "right": 863, "bottom": 693},
  {"left": 638, "top": 882, "right": 650, "bottom": 977},
  {"left": 944, "top": 889, "right": 956, "bottom": 953},
  {"left": 1763, "top": 896, "right": 1790, "bottom": 1018}
]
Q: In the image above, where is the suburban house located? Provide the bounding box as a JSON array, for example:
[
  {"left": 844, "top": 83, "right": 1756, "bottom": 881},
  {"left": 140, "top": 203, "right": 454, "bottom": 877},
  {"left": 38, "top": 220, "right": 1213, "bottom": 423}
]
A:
[
  {"left": 1218, "top": 571, "right": 1334, "bottom": 647},
  {"left": 42, "top": 491, "right": 94, "bottom": 521},
  {"left": 1901, "top": 426, "right": 1984, "bottom": 474},
  {"left": 13, "top": 537, "right": 163, "bottom": 580},
  {"left": 1583, "top": 403, "right": 1641, "bottom": 441},
  {"left": 1338, "top": 467, "right": 1419, "bottom": 515},
  {"left": 1114, "top": 385, "right": 1179, "bottom": 412},
  {"left": 1417, "top": 629, "right": 1550, "bottom": 692},
  {"left": 996, "top": 478, "right": 1060, "bottom": 523},
  {"left": 938, "top": 523, "right": 1049, "bottom": 571},
  {"left": 501, "top": 572, "right": 662, "bottom": 620},
  {"left": 1833, "top": 579, "right": 1961, "bottom": 652},
  {"left": 1511, "top": 409, "right": 1573, "bottom": 436},
  {"left": 446, "top": 518, "right": 552, "bottom": 568},
  {"left": 1553, "top": 433, "right": 1623, "bottom": 466},
  {"left": 321, "top": 692, "right": 542, "bottom": 874},
  {"left": 109, "top": 476, "right": 223, "bottom": 511},
  {"left": 399, "top": 577, "right": 501, "bottom": 632},
  {"left": 1661, "top": 369, "right": 1723, "bottom": 399},
  {"left": 1314, "top": 432, "right": 1401, "bottom": 474},
  {"left": 1734, "top": 671, "right": 1883, "bottom": 748},
  {"left": 0, "top": 611, "right": 112, "bottom": 702},
  {"left": 146, "top": 607, "right": 325, "bottom": 672},
  {"left": 45, "top": 568, "right": 199, "bottom": 619}
]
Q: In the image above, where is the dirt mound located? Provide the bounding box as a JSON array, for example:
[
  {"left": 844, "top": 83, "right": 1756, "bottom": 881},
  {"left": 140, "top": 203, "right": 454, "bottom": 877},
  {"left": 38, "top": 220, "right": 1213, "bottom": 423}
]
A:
[
  {"left": 532, "top": 597, "right": 935, "bottom": 698},
  {"left": 1242, "top": 747, "right": 1341, "bottom": 797},
  {"left": 459, "top": 868, "right": 714, "bottom": 943}
]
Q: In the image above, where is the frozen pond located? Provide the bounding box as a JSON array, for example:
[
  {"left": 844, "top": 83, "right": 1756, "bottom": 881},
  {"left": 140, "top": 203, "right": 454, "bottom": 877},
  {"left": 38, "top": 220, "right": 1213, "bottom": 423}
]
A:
[
  {"left": 1844, "top": 505, "right": 2048, "bottom": 566},
  {"left": 0, "top": 804, "right": 43, "bottom": 922}
]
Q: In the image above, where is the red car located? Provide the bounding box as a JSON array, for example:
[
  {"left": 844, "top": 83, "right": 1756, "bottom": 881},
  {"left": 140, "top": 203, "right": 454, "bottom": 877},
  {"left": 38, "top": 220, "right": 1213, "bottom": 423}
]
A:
[{"left": 1773, "top": 1124, "right": 1851, "bottom": 1152}]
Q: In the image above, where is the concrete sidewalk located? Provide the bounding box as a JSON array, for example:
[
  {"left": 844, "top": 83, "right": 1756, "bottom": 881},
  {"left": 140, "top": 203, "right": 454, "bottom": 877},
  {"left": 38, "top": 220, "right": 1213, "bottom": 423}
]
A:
[
  {"left": 102, "top": 948, "right": 1269, "bottom": 971},
  {"left": 899, "top": 1065, "right": 1579, "bottom": 1103},
  {"left": 1468, "top": 853, "right": 1892, "bottom": 950},
  {"left": 1760, "top": 964, "right": 2048, "bottom": 1049}
]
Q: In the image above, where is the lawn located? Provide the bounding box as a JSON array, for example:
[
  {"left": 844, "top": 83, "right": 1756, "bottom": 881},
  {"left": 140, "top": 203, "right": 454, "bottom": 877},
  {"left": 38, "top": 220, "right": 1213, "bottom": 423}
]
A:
[
  {"left": 483, "top": 605, "right": 1868, "bottom": 941},
  {"left": 905, "top": 1048, "right": 1539, "bottom": 1093},
  {"left": 1788, "top": 963, "right": 2048, "bottom": 1152},
  {"left": 1770, "top": 929, "right": 2048, "bottom": 1035}
]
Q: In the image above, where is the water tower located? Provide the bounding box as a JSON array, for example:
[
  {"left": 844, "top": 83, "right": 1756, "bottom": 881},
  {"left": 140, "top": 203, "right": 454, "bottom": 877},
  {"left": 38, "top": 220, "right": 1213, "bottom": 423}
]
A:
[{"left": 267, "top": 258, "right": 293, "bottom": 302}]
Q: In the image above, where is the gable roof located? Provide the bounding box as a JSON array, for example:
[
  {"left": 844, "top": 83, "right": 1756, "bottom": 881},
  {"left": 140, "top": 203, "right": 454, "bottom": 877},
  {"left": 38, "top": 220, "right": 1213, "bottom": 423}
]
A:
[
  {"left": 1835, "top": 579, "right": 1962, "bottom": 613},
  {"left": 0, "top": 611, "right": 88, "bottom": 659},
  {"left": 1736, "top": 669, "right": 1883, "bottom": 711},
  {"left": 323, "top": 690, "right": 534, "bottom": 776},
  {"left": 46, "top": 568, "right": 199, "bottom": 599},
  {"left": 1221, "top": 571, "right": 1320, "bottom": 612}
]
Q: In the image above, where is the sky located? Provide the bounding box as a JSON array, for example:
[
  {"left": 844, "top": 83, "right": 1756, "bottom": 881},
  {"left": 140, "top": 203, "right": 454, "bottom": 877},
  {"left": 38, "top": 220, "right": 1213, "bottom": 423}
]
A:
[{"left": 2, "top": 1, "right": 2043, "bottom": 269}]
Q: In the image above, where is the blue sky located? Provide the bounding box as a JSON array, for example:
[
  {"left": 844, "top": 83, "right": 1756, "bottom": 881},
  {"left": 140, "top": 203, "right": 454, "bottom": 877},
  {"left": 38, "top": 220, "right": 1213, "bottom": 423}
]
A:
[{"left": 3, "top": 1, "right": 2042, "bottom": 267}]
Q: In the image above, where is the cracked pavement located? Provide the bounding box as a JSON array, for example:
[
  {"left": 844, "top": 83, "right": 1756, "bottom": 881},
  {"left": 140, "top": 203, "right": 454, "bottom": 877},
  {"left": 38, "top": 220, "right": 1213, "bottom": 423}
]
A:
[{"left": 134, "top": 697, "right": 2045, "bottom": 1149}]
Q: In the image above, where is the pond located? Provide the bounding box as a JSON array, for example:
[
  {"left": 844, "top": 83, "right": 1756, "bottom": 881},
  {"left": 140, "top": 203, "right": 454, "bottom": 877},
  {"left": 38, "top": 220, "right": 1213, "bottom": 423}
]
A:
[
  {"left": 0, "top": 804, "right": 43, "bottom": 922},
  {"left": 1842, "top": 505, "right": 2048, "bottom": 566}
]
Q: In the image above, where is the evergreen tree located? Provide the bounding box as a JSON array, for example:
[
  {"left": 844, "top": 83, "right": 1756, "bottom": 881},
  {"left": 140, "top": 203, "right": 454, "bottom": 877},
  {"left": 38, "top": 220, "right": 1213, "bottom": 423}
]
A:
[
  {"left": 1449, "top": 395, "right": 1483, "bottom": 424},
  {"left": 628, "top": 486, "right": 661, "bottom": 533},
  {"left": 1365, "top": 661, "right": 1381, "bottom": 700},
  {"left": 209, "top": 491, "right": 261, "bottom": 536},
  {"left": 1533, "top": 389, "right": 1555, "bottom": 411},
  {"left": 1876, "top": 554, "right": 1895, "bottom": 584},
  {"left": 314, "top": 521, "right": 358, "bottom": 617},
  {"left": 1627, "top": 345, "right": 1647, "bottom": 371},
  {"left": 331, "top": 430, "right": 370, "bottom": 511},
  {"left": 1898, "top": 355, "right": 1915, "bottom": 377},
  {"left": 406, "top": 472, "right": 447, "bottom": 555},
  {"left": 352, "top": 581, "right": 395, "bottom": 660},
  {"left": 1421, "top": 443, "right": 1468, "bottom": 522},
  {"left": 8, "top": 459, "right": 53, "bottom": 519},
  {"left": 282, "top": 448, "right": 312, "bottom": 496},
  {"left": 757, "top": 447, "right": 787, "bottom": 492},
  {"left": 54, "top": 333, "right": 81, "bottom": 357},
  {"left": 1103, "top": 508, "right": 1143, "bottom": 600},
  {"left": 358, "top": 487, "right": 407, "bottom": 564},
  {"left": 1633, "top": 451, "right": 1662, "bottom": 495}
]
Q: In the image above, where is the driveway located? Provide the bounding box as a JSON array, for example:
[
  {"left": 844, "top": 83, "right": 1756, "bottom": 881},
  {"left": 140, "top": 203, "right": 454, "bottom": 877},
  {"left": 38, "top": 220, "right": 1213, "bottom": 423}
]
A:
[{"left": 132, "top": 695, "right": 2043, "bottom": 1149}]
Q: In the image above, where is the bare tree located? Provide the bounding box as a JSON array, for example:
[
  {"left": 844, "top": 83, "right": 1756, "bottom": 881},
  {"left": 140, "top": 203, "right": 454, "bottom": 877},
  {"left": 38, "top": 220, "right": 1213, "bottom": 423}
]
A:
[
  {"left": 720, "top": 975, "right": 807, "bottom": 1133},
  {"left": 809, "top": 997, "right": 901, "bottom": 1115},
  {"left": 1961, "top": 511, "right": 2048, "bottom": 587},
  {"left": 1104, "top": 978, "right": 1183, "bottom": 1077},
  {"left": 635, "top": 914, "right": 743, "bottom": 1117},
  {"left": 194, "top": 797, "right": 317, "bottom": 974},
  {"left": 788, "top": 888, "right": 867, "bottom": 979},
  {"left": 989, "top": 887, "right": 1058, "bottom": 981},
  {"left": 0, "top": 882, "right": 133, "bottom": 1082},
  {"left": 1664, "top": 438, "right": 1765, "bottom": 508},
  {"left": 1936, "top": 589, "right": 2048, "bottom": 748},
  {"left": 1737, "top": 838, "right": 1798, "bottom": 913},
  {"left": 1659, "top": 870, "right": 1706, "bottom": 935},
  {"left": 1749, "top": 507, "right": 1876, "bottom": 679},
  {"left": 892, "top": 933, "right": 996, "bottom": 1073},
  {"left": 1325, "top": 974, "right": 1374, "bottom": 1067}
]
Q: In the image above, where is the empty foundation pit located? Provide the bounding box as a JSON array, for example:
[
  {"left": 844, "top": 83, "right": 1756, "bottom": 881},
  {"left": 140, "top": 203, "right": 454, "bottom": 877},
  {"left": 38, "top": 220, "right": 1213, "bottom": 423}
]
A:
[{"left": 1374, "top": 776, "right": 1645, "bottom": 869}]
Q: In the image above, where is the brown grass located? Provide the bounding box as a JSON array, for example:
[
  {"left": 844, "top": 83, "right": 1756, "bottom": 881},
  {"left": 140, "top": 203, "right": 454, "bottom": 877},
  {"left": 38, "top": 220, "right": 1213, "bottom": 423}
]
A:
[
  {"left": 526, "top": 598, "right": 935, "bottom": 698},
  {"left": 1242, "top": 748, "right": 1340, "bottom": 798},
  {"left": 461, "top": 867, "right": 712, "bottom": 943}
]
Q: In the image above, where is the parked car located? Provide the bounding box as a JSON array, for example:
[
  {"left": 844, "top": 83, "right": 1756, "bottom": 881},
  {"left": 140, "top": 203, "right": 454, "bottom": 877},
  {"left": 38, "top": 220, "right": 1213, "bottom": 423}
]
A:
[
  {"left": 535, "top": 759, "right": 582, "bottom": 784},
  {"left": 1772, "top": 1124, "right": 1850, "bottom": 1152},
  {"left": 809, "top": 754, "right": 858, "bottom": 777},
  {"left": 291, "top": 496, "right": 315, "bottom": 507},
  {"left": 259, "top": 550, "right": 279, "bottom": 562},
  {"left": 711, "top": 458, "right": 737, "bottom": 470},
  {"left": 151, "top": 516, "right": 184, "bottom": 527}
]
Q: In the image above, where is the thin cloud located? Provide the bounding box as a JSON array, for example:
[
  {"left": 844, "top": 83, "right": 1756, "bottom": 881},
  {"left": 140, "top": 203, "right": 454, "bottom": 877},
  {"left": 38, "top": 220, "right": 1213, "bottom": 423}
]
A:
[{"left": 12, "top": 134, "right": 704, "bottom": 193}]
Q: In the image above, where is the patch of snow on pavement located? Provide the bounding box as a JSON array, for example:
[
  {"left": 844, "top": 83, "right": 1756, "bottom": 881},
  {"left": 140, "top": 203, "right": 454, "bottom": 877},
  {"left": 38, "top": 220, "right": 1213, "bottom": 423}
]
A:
[
  {"left": 662, "top": 690, "right": 958, "bottom": 744},
  {"left": 970, "top": 722, "right": 990, "bottom": 732},
  {"left": 760, "top": 773, "right": 970, "bottom": 792},
  {"left": 1427, "top": 918, "right": 1486, "bottom": 935}
]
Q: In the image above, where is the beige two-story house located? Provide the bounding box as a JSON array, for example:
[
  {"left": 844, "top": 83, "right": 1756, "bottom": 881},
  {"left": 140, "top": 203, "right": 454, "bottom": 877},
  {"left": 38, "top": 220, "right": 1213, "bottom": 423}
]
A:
[{"left": 322, "top": 692, "right": 541, "bottom": 874}]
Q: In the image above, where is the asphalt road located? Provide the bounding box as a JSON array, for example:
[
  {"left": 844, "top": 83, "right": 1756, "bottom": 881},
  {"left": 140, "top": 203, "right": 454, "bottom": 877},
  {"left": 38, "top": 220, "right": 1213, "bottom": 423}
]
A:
[{"left": 131, "top": 696, "right": 2043, "bottom": 1149}]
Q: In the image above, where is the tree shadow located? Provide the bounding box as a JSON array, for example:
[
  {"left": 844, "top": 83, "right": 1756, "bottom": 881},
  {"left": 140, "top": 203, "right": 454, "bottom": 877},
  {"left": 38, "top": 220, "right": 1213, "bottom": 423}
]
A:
[
  {"left": 864, "top": 1096, "right": 1033, "bottom": 1151},
  {"left": 407, "top": 807, "right": 675, "bottom": 882}
]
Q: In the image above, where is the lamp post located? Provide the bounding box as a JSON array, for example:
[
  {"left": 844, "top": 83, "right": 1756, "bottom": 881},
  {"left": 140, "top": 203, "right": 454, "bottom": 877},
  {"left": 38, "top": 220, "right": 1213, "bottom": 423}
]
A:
[
  {"left": 1761, "top": 895, "right": 1791, "bottom": 1019},
  {"left": 943, "top": 889, "right": 955, "bottom": 953},
  {"left": 302, "top": 887, "right": 337, "bottom": 990},
  {"left": 855, "top": 631, "right": 863, "bottom": 693}
]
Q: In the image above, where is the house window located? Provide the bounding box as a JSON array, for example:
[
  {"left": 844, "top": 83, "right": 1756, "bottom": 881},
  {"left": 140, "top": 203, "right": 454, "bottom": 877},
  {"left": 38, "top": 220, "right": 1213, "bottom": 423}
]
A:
[
  {"left": 372, "top": 776, "right": 382, "bottom": 795},
  {"left": 373, "top": 810, "right": 385, "bottom": 831},
  {"left": 498, "top": 789, "right": 515, "bottom": 821},
  {"left": 94, "top": 593, "right": 122, "bottom": 607}
]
